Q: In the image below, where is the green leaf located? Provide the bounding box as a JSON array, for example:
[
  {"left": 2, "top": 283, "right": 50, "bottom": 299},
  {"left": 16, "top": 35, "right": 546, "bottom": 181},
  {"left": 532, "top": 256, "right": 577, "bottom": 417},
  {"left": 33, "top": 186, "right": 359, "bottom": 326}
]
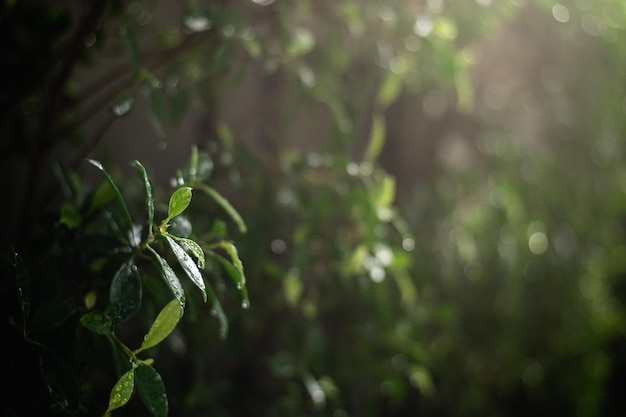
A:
[
  {"left": 86, "top": 159, "right": 136, "bottom": 245},
  {"left": 110, "top": 260, "right": 142, "bottom": 325},
  {"left": 136, "top": 299, "right": 182, "bottom": 353},
  {"left": 204, "top": 281, "right": 228, "bottom": 339},
  {"left": 376, "top": 70, "right": 403, "bottom": 109},
  {"left": 147, "top": 246, "right": 186, "bottom": 311},
  {"left": 59, "top": 203, "right": 81, "bottom": 229},
  {"left": 133, "top": 160, "right": 154, "bottom": 234},
  {"left": 39, "top": 346, "right": 81, "bottom": 414},
  {"left": 89, "top": 180, "right": 115, "bottom": 213},
  {"left": 136, "top": 364, "right": 168, "bottom": 417},
  {"left": 364, "top": 114, "right": 386, "bottom": 163},
  {"left": 107, "top": 368, "right": 135, "bottom": 413},
  {"left": 119, "top": 19, "right": 140, "bottom": 78},
  {"left": 80, "top": 311, "right": 113, "bottom": 335},
  {"left": 213, "top": 247, "right": 249, "bottom": 308},
  {"left": 182, "top": 145, "right": 215, "bottom": 183},
  {"left": 217, "top": 241, "right": 245, "bottom": 284},
  {"left": 174, "top": 237, "right": 205, "bottom": 269},
  {"left": 195, "top": 184, "right": 247, "bottom": 233},
  {"left": 454, "top": 60, "right": 474, "bottom": 114},
  {"left": 189, "top": 145, "right": 199, "bottom": 182},
  {"left": 13, "top": 250, "right": 30, "bottom": 323},
  {"left": 165, "top": 236, "right": 207, "bottom": 302},
  {"left": 167, "top": 186, "right": 193, "bottom": 220}
]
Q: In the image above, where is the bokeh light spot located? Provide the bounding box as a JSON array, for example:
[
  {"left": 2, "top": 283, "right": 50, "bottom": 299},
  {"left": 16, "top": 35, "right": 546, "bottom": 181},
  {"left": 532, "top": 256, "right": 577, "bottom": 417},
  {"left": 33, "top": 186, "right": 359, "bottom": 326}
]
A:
[
  {"left": 529, "top": 232, "right": 548, "bottom": 255},
  {"left": 552, "top": 4, "right": 570, "bottom": 23}
]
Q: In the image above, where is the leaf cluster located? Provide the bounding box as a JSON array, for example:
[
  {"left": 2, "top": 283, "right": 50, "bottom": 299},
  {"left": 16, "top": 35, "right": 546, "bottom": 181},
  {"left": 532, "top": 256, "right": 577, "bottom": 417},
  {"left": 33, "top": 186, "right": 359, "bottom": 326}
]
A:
[{"left": 10, "top": 147, "right": 248, "bottom": 416}]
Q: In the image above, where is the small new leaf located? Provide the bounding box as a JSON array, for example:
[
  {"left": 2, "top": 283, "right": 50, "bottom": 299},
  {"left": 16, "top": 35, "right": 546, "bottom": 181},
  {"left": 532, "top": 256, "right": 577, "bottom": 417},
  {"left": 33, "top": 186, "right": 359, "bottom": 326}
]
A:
[
  {"left": 107, "top": 369, "right": 135, "bottom": 413},
  {"left": 167, "top": 187, "right": 192, "bottom": 220}
]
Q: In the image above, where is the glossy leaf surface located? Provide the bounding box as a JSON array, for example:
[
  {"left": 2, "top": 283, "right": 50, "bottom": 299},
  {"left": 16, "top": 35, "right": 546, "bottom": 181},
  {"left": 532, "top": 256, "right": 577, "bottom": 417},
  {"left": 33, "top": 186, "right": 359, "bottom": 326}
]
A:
[
  {"left": 85, "top": 159, "right": 135, "bottom": 245},
  {"left": 167, "top": 186, "right": 192, "bottom": 220},
  {"left": 133, "top": 160, "right": 154, "bottom": 233},
  {"left": 214, "top": 251, "right": 249, "bottom": 307},
  {"left": 205, "top": 281, "right": 228, "bottom": 339},
  {"left": 165, "top": 235, "right": 207, "bottom": 302},
  {"left": 136, "top": 364, "right": 168, "bottom": 417},
  {"left": 175, "top": 237, "right": 205, "bottom": 269},
  {"left": 107, "top": 369, "right": 135, "bottom": 413},
  {"left": 110, "top": 260, "right": 142, "bottom": 324},
  {"left": 80, "top": 311, "right": 113, "bottom": 335},
  {"left": 136, "top": 298, "right": 182, "bottom": 353},
  {"left": 147, "top": 246, "right": 186, "bottom": 311}
]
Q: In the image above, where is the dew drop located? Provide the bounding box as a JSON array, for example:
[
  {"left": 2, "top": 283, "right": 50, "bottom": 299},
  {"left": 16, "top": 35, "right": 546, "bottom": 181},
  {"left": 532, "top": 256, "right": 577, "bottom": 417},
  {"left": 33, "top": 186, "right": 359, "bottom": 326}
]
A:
[{"left": 241, "top": 299, "right": 250, "bottom": 309}]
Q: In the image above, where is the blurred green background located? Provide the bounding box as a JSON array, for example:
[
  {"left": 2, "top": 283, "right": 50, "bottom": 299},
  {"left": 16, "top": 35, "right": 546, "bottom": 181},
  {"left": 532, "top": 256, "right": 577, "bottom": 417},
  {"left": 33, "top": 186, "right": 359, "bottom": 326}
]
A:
[{"left": 4, "top": 0, "right": 626, "bottom": 416}]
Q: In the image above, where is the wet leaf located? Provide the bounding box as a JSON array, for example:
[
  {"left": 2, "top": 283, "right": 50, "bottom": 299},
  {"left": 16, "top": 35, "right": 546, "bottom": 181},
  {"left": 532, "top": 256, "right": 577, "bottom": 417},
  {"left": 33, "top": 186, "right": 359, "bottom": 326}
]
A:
[
  {"left": 80, "top": 311, "right": 113, "bottom": 335},
  {"left": 167, "top": 187, "right": 192, "bottom": 220},
  {"left": 174, "top": 237, "right": 205, "bottom": 269},
  {"left": 39, "top": 346, "right": 81, "bottom": 414},
  {"left": 107, "top": 368, "right": 135, "bottom": 412},
  {"left": 213, "top": 250, "right": 249, "bottom": 308},
  {"left": 165, "top": 236, "right": 207, "bottom": 302},
  {"left": 147, "top": 247, "right": 185, "bottom": 311},
  {"left": 205, "top": 281, "right": 228, "bottom": 339},
  {"left": 136, "top": 299, "right": 182, "bottom": 353},
  {"left": 133, "top": 160, "right": 154, "bottom": 233},
  {"left": 86, "top": 159, "right": 135, "bottom": 245},
  {"left": 136, "top": 364, "right": 168, "bottom": 417},
  {"left": 110, "top": 260, "right": 142, "bottom": 325},
  {"left": 217, "top": 241, "right": 245, "bottom": 282}
]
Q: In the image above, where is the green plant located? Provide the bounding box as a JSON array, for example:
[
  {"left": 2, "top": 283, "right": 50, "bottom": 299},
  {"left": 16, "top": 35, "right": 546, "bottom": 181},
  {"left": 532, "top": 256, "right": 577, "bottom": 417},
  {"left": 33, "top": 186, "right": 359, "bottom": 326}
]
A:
[{"left": 9, "top": 146, "right": 248, "bottom": 416}]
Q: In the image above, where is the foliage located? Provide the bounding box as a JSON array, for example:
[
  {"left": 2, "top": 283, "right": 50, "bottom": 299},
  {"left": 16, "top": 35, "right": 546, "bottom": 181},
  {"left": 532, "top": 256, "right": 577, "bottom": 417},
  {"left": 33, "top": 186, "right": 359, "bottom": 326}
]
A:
[
  {"left": 7, "top": 146, "right": 249, "bottom": 416},
  {"left": 5, "top": 0, "right": 626, "bottom": 417}
]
